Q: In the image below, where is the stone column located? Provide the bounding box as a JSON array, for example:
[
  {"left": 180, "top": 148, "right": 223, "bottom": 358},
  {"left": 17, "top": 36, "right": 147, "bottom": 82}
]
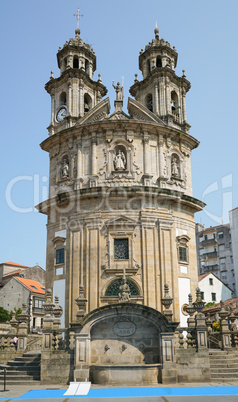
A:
[
  {"left": 193, "top": 288, "right": 207, "bottom": 350},
  {"left": 68, "top": 83, "right": 72, "bottom": 116},
  {"left": 42, "top": 289, "right": 55, "bottom": 351},
  {"left": 158, "top": 134, "right": 164, "bottom": 178},
  {"left": 74, "top": 333, "right": 91, "bottom": 381},
  {"left": 219, "top": 300, "right": 232, "bottom": 350},
  {"left": 51, "top": 92, "right": 55, "bottom": 125},
  {"left": 77, "top": 141, "right": 82, "bottom": 180},
  {"left": 17, "top": 303, "right": 29, "bottom": 351},
  {"left": 91, "top": 137, "right": 97, "bottom": 175},
  {"left": 89, "top": 62, "right": 93, "bottom": 79},
  {"left": 157, "top": 219, "right": 174, "bottom": 316},
  {"left": 143, "top": 135, "right": 150, "bottom": 175},
  {"left": 159, "top": 77, "right": 166, "bottom": 115},
  {"left": 182, "top": 88, "right": 187, "bottom": 122},
  {"left": 79, "top": 79, "right": 84, "bottom": 117},
  {"left": 165, "top": 78, "right": 171, "bottom": 115},
  {"left": 154, "top": 84, "right": 159, "bottom": 115}
]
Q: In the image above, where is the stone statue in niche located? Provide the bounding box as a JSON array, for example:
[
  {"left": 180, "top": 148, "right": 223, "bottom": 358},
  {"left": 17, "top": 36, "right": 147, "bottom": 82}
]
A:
[
  {"left": 61, "top": 159, "right": 69, "bottom": 178},
  {"left": 171, "top": 156, "right": 179, "bottom": 177},
  {"left": 118, "top": 279, "right": 131, "bottom": 302},
  {"left": 114, "top": 150, "right": 126, "bottom": 170}
]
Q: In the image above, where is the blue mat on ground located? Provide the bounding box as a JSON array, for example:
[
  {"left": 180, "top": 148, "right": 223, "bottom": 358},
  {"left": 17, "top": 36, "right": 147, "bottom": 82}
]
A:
[{"left": 17, "top": 386, "right": 238, "bottom": 399}]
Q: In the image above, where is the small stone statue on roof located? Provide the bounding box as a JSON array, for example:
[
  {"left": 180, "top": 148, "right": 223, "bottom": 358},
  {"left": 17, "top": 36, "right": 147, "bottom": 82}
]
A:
[{"left": 112, "top": 81, "right": 124, "bottom": 101}]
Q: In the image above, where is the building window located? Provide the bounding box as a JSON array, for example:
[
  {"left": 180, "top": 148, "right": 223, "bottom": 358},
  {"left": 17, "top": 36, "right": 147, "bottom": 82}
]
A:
[
  {"left": 114, "top": 239, "right": 129, "bottom": 260},
  {"left": 179, "top": 246, "right": 187, "bottom": 262},
  {"left": 145, "top": 93, "right": 153, "bottom": 111},
  {"left": 56, "top": 248, "right": 64, "bottom": 264},
  {"left": 84, "top": 93, "right": 92, "bottom": 113},
  {"left": 73, "top": 56, "right": 79, "bottom": 69},
  {"left": 33, "top": 317, "right": 36, "bottom": 328},
  {"left": 156, "top": 56, "right": 162, "bottom": 68},
  {"left": 209, "top": 278, "right": 213, "bottom": 285},
  {"left": 200, "top": 292, "right": 204, "bottom": 300},
  {"left": 204, "top": 235, "right": 207, "bottom": 240},
  {"left": 34, "top": 299, "right": 43, "bottom": 309},
  {"left": 171, "top": 91, "right": 178, "bottom": 113},
  {"left": 177, "top": 235, "right": 190, "bottom": 264},
  {"left": 218, "top": 232, "right": 224, "bottom": 239},
  {"left": 212, "top": 293, "right": 216, "bottom": 301}
]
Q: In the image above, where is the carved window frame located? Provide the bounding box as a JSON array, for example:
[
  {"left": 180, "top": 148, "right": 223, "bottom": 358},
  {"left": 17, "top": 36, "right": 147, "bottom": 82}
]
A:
[
  {"left": 176, "top": 234, "right": 190, "bottom": 265},
  {"left": 102, "top": 217, "right": 139, "bottom": 275},
  {"left": 52, "top": 236, "right": 66, "bottom": 276}
]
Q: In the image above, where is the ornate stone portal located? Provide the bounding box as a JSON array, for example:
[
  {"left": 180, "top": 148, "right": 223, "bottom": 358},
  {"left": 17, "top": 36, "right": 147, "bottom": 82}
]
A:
[{"left": 36, "top": 21, "right": 204, "bottom": 384}]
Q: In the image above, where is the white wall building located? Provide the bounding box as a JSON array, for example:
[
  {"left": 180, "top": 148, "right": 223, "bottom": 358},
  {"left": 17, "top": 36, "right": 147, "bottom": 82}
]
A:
[
  {"left": 198, "top": 272, "right": 233, "bottom": 304},
  {"left": 230, "top": 207, "right": 238, "bottom": 297}
]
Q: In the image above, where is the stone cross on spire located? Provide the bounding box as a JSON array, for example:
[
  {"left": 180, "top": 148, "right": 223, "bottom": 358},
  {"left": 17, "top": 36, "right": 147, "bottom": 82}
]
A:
[{"left": 73, "top": 7, "right": 84, "bottom": 29}]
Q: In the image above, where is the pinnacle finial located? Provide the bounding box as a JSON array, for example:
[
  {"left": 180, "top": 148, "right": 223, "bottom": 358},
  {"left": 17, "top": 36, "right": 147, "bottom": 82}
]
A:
[{"left": 154, "top": 22, "right": 159, "bottom": 39}]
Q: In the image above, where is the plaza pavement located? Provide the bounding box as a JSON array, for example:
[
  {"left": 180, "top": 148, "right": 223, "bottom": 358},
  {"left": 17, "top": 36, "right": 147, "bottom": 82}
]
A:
[{"left": 0, "top": 381, "right": 237, "bottom": 401}]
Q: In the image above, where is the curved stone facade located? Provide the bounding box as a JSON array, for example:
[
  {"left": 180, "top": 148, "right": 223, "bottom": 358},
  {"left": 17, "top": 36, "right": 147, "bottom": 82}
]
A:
[{"left": 37, "top": 26, "right": 204, "bottom": 328}]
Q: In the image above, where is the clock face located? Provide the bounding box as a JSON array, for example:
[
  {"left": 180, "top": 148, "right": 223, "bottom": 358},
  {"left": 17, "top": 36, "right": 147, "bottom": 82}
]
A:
[{"left": 56, "top": 107, "right": 67, "bottom": 122}]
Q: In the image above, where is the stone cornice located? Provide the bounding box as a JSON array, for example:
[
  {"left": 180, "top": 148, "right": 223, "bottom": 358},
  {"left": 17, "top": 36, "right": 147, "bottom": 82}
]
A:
[
  {"left": 35, "top": 186, "right": 205, "bottom": 216},
  {"left": 45, "top": 68, "right": 107, "bottom": 97},
  {"left": 40, "top": 118, "right": 199, "bottom": 153},
  {"left": 130, "top": 68, "right": 191, "bottom": 97}
]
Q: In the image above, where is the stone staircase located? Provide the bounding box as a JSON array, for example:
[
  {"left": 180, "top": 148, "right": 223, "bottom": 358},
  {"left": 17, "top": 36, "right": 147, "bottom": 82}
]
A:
[
  {"left": 209, "top": 350, "right": 238, "bottom": 381},
  {"left": 0, "top": 352, "right": 41, "bottom": 385}
]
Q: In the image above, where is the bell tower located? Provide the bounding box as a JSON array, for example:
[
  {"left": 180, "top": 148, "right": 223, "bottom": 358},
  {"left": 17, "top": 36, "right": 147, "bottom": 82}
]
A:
[
  {"left": 45, "top": 27, "right": 107, "bottom": 135},
  {"left": 130, "top": 26, "right": 191, "bottom": 134}
]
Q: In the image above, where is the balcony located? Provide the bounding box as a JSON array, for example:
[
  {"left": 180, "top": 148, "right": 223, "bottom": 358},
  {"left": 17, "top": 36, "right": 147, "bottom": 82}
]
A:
[
  {"left": 201, "top": 238, "right": 216, "bottom": 246},
  {"left": 32, "top": 307, "right": 44, "bottom": 314},
  {"left": 202, "top": 264, "right": 219, "bottom": 272},
  {"left": 202, "top": 251, "right": 217, "bottom": 258}
]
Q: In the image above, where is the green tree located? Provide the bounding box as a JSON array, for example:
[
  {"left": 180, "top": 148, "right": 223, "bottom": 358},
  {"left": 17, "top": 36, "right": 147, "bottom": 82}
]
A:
[
  {"left": 14, "top": 307, "right": 22, "bottom": 321},
  {"left": 10, "top": 307, "right": 22, "bottom": 321},
  {"left": 0, "top": 307, "right": 11, "bottom": 323}
]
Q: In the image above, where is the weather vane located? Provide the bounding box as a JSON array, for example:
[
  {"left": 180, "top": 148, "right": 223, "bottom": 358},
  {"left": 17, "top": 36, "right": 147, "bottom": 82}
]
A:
[{"left": 73, "top": 7, "right": 84, "bottom": 29}]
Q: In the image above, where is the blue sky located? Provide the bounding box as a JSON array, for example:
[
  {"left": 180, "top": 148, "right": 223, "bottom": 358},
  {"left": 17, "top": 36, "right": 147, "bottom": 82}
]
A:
[{"left": 1, "top": 0, "right": 238, "bottom": 268}]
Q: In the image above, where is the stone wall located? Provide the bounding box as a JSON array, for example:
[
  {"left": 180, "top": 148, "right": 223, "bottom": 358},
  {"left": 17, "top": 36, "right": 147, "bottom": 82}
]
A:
[
  {"left": 40, "top": 350, "right": 74, "bottom": 384},
  {"left": 0, "top": 278, "right": 30, "bottom": 312},
  {"left": 21, "top": 265, "right": 45, "bottom": 286},
  {"left": 175, "top": 349, "right": 211, "bottom": 383},
  {"left": 90, "top": 316, "right": 160, "bottom": 365},
  {"left": 0, "top": 350, "right": 23, "bottom": 364}
]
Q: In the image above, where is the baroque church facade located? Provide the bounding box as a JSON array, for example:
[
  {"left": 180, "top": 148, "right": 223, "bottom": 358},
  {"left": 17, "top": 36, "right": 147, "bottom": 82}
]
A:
[{"left": 37, "top": 24, "right": 203, "bottom": 332}]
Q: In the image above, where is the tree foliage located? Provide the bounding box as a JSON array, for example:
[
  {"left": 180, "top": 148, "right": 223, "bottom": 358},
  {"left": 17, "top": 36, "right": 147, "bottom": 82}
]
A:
[
  {"left": 0, "top": 307, "right": 12, "bottom": 322},
  {"left": 204, "top": 302, "right": 215, "bottom": 308}
]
